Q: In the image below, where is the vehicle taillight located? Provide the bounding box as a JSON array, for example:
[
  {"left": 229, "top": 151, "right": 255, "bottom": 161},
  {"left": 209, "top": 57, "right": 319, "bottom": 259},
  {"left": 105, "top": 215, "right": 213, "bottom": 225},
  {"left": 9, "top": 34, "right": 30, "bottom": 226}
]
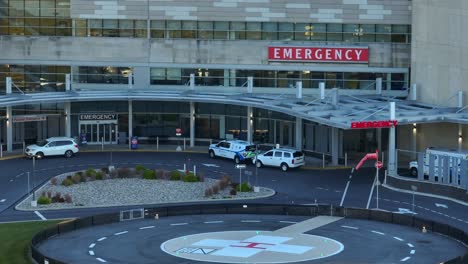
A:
[
  {"left": 292, "top": 159, "right": 294, "bottom": 164},
  {"left": 74, "top": 144, "right": 79, "bottom": 148}
]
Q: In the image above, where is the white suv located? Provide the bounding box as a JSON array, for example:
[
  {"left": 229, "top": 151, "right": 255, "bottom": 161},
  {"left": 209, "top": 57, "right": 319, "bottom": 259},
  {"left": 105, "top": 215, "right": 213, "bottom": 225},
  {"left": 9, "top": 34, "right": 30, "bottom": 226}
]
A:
[
  {"left": 252, "top": 148, "right": 305, "bottom": 171},
  {"left": 25, "top": 137, "right": 79, "bottom": 158}
]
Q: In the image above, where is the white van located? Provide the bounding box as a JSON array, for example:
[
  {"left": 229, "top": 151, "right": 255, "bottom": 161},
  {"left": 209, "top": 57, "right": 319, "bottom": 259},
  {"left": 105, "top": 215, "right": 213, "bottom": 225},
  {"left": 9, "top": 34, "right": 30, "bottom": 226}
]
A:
[
  {"left": 409, "top": 148, "right": 468, "bottom": 179},
  {"left": 208, "top": 140, "right": 257, "bottom": 164}
]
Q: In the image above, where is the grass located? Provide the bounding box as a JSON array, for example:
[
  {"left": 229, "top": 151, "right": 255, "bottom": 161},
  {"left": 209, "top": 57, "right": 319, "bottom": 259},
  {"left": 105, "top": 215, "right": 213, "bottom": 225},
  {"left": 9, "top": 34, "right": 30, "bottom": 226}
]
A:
[{"left": 0, "top": 220, "right": 63, "bottom": 264}]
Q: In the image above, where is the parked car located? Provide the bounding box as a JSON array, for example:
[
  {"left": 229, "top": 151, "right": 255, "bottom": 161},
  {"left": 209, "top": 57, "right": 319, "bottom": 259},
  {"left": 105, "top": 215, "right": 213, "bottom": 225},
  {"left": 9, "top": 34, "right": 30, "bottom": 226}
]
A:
[
  {"left": 252, "top": 148, "right": 305, "bottom": 171},
  {"left": 25, "top": 137, "right": 79, "bottom": 158},
  {"left": 208, "top": 140, "right": 257, "bottom": 164}
]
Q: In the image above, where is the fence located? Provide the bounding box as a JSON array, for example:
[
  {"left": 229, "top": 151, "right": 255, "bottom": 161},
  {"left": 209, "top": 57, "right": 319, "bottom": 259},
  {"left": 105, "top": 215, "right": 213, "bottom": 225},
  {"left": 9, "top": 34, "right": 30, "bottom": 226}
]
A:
[{"left": 31, "top": 203, "right": 467, "bottom": 264}]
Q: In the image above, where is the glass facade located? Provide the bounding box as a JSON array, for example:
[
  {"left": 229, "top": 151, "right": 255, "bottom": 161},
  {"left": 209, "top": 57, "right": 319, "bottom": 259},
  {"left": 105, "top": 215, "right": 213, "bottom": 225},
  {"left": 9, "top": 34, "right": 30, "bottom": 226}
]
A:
[{"left": 74, "top": 66, "right": 132, "bottom": 84}]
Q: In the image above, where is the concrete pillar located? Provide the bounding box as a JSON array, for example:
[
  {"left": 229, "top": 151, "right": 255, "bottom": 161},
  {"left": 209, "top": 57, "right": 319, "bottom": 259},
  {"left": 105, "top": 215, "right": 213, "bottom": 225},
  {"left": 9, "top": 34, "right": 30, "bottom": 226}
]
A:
[
  {"left": 6, "top": 106, "right": 12, "bottom": 151},
  {"left": 296, "top": 81, "right": 302, "bottom": 99},
  {"left": 6, "top": 77, "right": 12, "bottom": 94},
  {"left": 377, "top": 128, "right": 382, "bottom": 153},
  {"left": 273, "top": 120, "right": 277, "bottom": 144},
  {"left": 219, "top": 115, "right": 225, "bottom": 139},
  {"left": 223, "top": 69, "right": 230, "bottom": 87},
  {"left": 295, "top": 117, "right": 302, "bottom": 150},
  {"left": 190, "top": 102, "right": 195, "bottom": 147},
  {"left": 247, "top": 106, "right": 253, "bottom": 143},
  {"left": 386, "top": 73, "right": 392, "bottom": 90},
  {"left": 410, "top": 84, "right": 417, "bottom": 100},
  {"left": 331, "top": 88, "right": 339, "bottom": 105},
  {"left": 319, "top": 82, "right": 325, "bottom": 100},
  {"left": 331, "top": 127, "right": 339, "bottom": 166},
  {"left": 388, "top": 102, "right": 396, "bottom": 176},
  {"left": 128, "top": 100, "right": 133, "bottom": 148},
  {"left": 133, "top": 67, "right": 150, "bottom": 89},
  {"left": 65, "top": 74, "right": 71, "bottom": 91},
  {"left": 458, "top": 90, "right": 464, "bottom": 108},
  {"left": 190, "top": 74, "right": 195, "bottom": 90},
  {"left": 376, "top": 77, "right": 382, "bottom": 95},
  {"left": 128, "top": 73, "right": 133, "bottom": 89},
  {"left": 229, "top": 69, "right": 236, "bottom": 86},
  {"left": 64, "top": 102, "right": 71, "bottom": 137},
  {"left": 279, "top": 122, "right": 284, "bottom": 146},
  {"left": 247, "top": 77, "right": 253, "bottom": 93}
]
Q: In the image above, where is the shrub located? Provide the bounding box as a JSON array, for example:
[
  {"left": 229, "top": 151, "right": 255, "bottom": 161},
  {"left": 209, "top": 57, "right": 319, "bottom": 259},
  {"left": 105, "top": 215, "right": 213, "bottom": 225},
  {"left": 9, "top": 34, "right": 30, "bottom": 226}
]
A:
[
  {"left": 135, "top": 165, "right": 146, "bottom": 173},
  {"left": 237, "top": 182, "right": 252, "bottom": 192},
  {"left": 219, "top": 176, "right": 231, "bottom": 190},
  {"left": 95, "top": 172, "right": 103, "bottom": 180},
  {"left": 143, "top": 169, "right": 156, "bottom": 180},
  {"left": 183, "top": 172, "right": 198, "bottom": 182},
  {"left": 197, "top": 172, "right": 205, "bottom": 182},
  {"left": 64, "top": 194, "right": 72, "bottom": 203},
  {"left": 163, "top": 170, "right": 171, "bottom": 180},
  {"left": 46, "top": 191, "right": 52, "bottom": 199},
  {"left": 109, "top": 169, "right": 118, "bottom": 179},
  {"left": 50, "top": 177, "right": 58, "bottom": 185},
  {"left": 204, "top": 188, "right": 213, "bottom": 197},
  {"left": 117, "top": 167, "right": 132, "bottom": 178},
  {"left": 85, "top": 168, "right": 96, "bottom": 177},
  {"left": 52, "top": 192, "right": 63, "bottom": 203},
  {"left": 230, "top": 188, "right": 237, "bottom": 196},
  {"left": 169, "top": 170, "right": 181, "bottom": 181},
  {"left": 37, "top": 196, "right": 51, "bottom": 205},
  {"left": 212, "top": 184, "right": 220, "bottom": 194},
  {"left": 155, "top": 170, "right": 165, "bottom": 180},
  {"left": 101, "top": 167, "right": 109, "bottom": 174},
  {"left": 72, "top": 173, "right": 82, "bottom": 184},
  {"left": 62, "top": 178, "right": 74, "bottom": 187}
]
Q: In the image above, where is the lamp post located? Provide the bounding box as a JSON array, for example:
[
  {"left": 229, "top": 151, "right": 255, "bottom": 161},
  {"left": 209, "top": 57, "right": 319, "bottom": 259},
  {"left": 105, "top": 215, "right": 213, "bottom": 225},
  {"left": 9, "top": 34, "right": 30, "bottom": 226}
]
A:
[
  {"left": 411, "top": 185, "right": 418, "bottom": 212},
  {"left": 32, "top": 156, "right": 36, "bottom": 201}
]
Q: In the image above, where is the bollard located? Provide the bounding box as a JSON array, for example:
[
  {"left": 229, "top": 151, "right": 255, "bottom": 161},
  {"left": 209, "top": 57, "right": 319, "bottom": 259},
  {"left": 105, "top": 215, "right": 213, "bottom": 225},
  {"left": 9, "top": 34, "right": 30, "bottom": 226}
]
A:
[
  {"left": 23, "top": 141, "right": 25, "bottom": 151},
  {"left": 345, "top": 152, "right": 348, "bottom": 167},
  {"left": 422, "top": 226, "right": 427, "bottom": 233},
  {"left": 156, "top": 136, "right": 159, "bottom": 151},
  {"left": 322, "top": 153, "right": 325, "bottom": 168},
  {"left": 183, "top": 137, "right": 186, "bottom": 150},
  {"left": 210, "top": 139, "right": 212, "bottom": 145},
  {"left": 101, "top": 137, "right": 104, "bottom": 151},
  {"left": 184, "top": 163, "right": 186, "bottom": 172},
  {"left": 155, "top": 213, "right": 159, "bottom": 220},
  {"left": 0, "top": 144, "right": 2, "bottom": 158},
  {"left": 194, "top": 165, "right": 196, "bottom": 176}
]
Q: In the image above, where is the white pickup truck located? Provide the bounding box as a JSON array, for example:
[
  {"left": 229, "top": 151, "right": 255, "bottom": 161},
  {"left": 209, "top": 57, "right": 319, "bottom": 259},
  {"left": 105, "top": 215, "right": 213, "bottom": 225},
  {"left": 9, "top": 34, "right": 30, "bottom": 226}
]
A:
[{"left": 409, "top": 148, "right": 468, "bottom": 177}]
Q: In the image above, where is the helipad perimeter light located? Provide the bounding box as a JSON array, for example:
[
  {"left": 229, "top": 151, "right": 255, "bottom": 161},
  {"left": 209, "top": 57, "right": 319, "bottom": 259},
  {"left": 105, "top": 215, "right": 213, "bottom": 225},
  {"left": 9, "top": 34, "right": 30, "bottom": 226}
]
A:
[{"left": 243, "top": 205, "right": 248, "bottom": 208}]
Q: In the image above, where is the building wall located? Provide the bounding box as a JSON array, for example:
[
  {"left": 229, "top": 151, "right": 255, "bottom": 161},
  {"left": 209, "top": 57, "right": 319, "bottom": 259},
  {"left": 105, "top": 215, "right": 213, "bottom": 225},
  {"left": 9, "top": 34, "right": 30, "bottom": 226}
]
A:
[
  {"left": 0, "top": 36, "right": 410, "bottom": 69},
  {"left": 411, "top": 0, "right": 468, "bottom": 107},
  {"left": 71, "top": 0, "right": 412, "bottom": 24}
]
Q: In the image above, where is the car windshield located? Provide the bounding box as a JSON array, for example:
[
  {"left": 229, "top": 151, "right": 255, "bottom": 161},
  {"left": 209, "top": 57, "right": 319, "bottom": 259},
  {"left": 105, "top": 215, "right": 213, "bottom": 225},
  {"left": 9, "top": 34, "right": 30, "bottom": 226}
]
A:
[
  {"left": 293, "top": 151, "right": 303, "bottom": 157},
  {"left": 245, "top": 145, "right": 257, "bottom": 152},
  {"left": 36, "top": 140, "right": 48, "bottom": 147}
]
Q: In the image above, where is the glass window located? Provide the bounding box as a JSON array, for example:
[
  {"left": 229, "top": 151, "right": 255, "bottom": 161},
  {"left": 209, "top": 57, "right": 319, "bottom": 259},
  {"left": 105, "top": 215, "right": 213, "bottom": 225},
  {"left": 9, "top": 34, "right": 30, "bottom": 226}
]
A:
[
  {"left": 103, "top": 19, "right": 118, "bottom": 37},
  {"left": 327, "top": 24, "right": 342, "bottom": 41},
  {"left": 75, "top": 19, "right": 87, "bottom": 36},
  {"left": 343, "top": 24, "right": 359, "bottom": 42},
  {"left": 278, "top": 22, "right": 293, "bottom": 40},
  {"left": 56, "top": 18, "right": 71, "bottom": 36},
  {"left": 150, "top": 68, "right": 165, "bottom": 84},
  {"left": 40, "top": 18, "right": 55, "bottom": 35},
  {"left": 89, "top": 19, "right": 102, "bottom": 37},
  {"left": 262, "top": 22, "right": 277, "bottom": 40},
  {"left": 213, "top": 21, "right": 228, "bottom": 39},
  {"left": 166, "top": 68, "right": 181, "bottom": 80},
  {"left": 24, "top": 18, "right": 40, "bottom": 35},
  {"left": 134, "top": 20, "right": 146, "bottom": 38},
  {"left": 230, "top": 22, "right": 245, "bottom": 39},
  {"left": 198, "top": 21, "right": 213, "bottom": 39},
  {"left": 56, "top": 0, "right": 70, "bottom": 17},
  {"left": 246, "top": 22, "right": 261, "bottom": 40},
  {"left": 359, "top": 24, "right": 375, "bottom": 42},
  {"left": 151, "top": 20, "right": 165, "bottom": 38},
  {"left": 119, "top": 20, "right": 134, "bottom": 37},
  {"left": 181, "top": 21, "right": 196, "bottom": 38},
  {"left": 284, "top": 152, "right": 291, "bottom": 158},
  {"left": 25, "top": 0, "right": 40, "bottom": 16},
  {"left": 392, "top": 25, "right": 408, "bottom": 43},
  {"left": 274, "top": 151, "right": 282, "bottom": 157},
  {"left": 40, "top": 0, "right": 55, "bottom": 17},
  {"left": 294, "top": 23, "right": 309, "bottom": 40},
  {"left": 167, "top": 20, "right": 181, "bottom": 38},
  {"left": 376, "top": 24, "right": 391, "bottom": 42},
  {"left": 310, "top": 23, "right": 326, "bottom": 41},
  {"left": 263, "top": 151, "right": 273, "bottom": 157}
]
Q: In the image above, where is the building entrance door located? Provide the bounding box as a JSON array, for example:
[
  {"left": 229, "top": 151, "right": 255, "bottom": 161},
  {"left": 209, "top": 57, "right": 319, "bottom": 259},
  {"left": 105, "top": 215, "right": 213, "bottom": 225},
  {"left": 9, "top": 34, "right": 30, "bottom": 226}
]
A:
[{"left": 79, "top": 121, "right": 118, "bottom": 144}]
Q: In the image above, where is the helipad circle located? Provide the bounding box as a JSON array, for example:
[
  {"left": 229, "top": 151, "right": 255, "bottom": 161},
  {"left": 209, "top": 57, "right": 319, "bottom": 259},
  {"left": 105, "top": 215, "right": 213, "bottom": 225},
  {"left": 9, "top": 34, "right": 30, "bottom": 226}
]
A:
[{"left": 160, "top": 230, "right": 344, "bottom": 263}]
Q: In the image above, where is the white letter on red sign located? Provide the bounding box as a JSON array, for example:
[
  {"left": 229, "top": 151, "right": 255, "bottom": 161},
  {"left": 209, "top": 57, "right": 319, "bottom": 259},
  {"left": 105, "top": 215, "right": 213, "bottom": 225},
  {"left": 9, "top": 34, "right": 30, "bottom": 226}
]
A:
[
  {"left": 296, "top": 48, "right": 302, "bottom": 59},
  {"left": 326, "top": 49, "right": 332, "bottom": 60},
  {"left": 355, "top": 50, "right": 363, "bottom": 61},
  {"left": 274, "top": 48, "right": 280, "bottom": 59},
  {"left": 315, "top": 49, "right": 323, "bottom": 60},
  {"left": 335, "top": 49, "right": 342, "bottom": 60},
  {"left": 345, "top": 50, "right": 352, "bottom": 60},
  {"left": 305, "top": 49, "right": 312, "bottom": 59},
  {"left": 284, "top": 48, "right": 292, "bottom": 59}
]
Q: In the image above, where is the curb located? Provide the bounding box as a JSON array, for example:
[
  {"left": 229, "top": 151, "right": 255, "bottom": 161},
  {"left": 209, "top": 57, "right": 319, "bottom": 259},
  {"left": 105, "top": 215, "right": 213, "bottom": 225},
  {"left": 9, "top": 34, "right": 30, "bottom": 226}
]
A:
[{"left": 382, "top": 184, "right": 468, "bottom": 207}]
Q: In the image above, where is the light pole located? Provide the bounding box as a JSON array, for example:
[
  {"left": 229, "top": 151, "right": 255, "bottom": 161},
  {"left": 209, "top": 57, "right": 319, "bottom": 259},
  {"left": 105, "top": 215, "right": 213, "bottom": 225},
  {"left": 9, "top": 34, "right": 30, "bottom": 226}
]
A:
[
  {"left": 411, "top": 185, "right": 417, "bottom": 212},
  {"left": 32, "top": 156, "right": 36, "bottom": 201}
]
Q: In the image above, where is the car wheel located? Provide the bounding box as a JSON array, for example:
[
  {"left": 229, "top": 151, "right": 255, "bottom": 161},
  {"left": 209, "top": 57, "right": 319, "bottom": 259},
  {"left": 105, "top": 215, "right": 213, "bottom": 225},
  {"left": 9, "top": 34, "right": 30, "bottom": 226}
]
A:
[
  {"left": 256, "top": 161, "right": 263, "bottom": 168},
  {"left": 410, "top": 168, "right": 418, "bottom": 177},
  {"left": 36, "top": 152, "right": 44, "bottom": 159},
  {"left": 64, "top": 150, "right": 73, "bottom": 158},
  {"left": 209, "top": 150, "right": 215, "bottom": 159},
  {"left": 234, "top": 156, "right": 240, "bottom": 164},
  {"left": 280, "top": 163, "right": 289, "bottom": 172}
]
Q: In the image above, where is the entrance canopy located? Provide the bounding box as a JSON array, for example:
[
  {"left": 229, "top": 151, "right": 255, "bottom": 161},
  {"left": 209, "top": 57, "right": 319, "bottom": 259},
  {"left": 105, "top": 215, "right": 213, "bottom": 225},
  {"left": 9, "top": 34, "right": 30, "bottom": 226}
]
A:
[{"left": 0, "top": 89, "right": 467, "bottom": 129}]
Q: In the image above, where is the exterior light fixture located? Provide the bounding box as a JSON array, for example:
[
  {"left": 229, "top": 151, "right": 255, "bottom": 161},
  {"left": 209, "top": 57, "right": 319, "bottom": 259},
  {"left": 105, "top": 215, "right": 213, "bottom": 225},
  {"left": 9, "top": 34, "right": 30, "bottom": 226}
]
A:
[{"left": 413, "top": 123, "right": 417, "bottom": 129}]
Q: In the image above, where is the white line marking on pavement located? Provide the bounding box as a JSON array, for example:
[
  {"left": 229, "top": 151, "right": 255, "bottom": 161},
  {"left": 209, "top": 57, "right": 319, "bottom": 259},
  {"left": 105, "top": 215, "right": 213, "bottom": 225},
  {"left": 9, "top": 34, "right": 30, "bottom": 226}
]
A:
[
  {"left": 340, "top": 180, "right": 351, "bottom": 207},
  {"left": 341, "top": 225, "right": 358, "bottom": 230},
  {"left": 241, "top": 220, "right": 261, "bottom": 223},
  {"left": 97, "top": 237, "right": 107, "bottom": 242},
  {"left": 0, "top": 199, "right": 6, "bottom": 203},
  {"left": 34, "top": 211, "right": 46, "bottom": 220},
  {"left": 89, "top": 243, "right": 95, "bottom": 248},
  {"left": 139, "top": 226, "right": 155, "bottom": 230},
  {"left": 407, "top": 243, "right": 414, "bottom": 248},
  {"left": 371, "top": 230, "right": 385, "bottom": 235},
  {"left": 366, "top": 174, "right": 377, "bottom": 209},
  {"left": 114, "top": 231, "right": 128, "bottom": 236},
  {"left": 393, "top": 236, "right": 404, "bottom": 241},
  {"left": 401, "top": 257, "right": 410, "bottom": 262},
  {"left": 96, "top": 257, "right": 107, "bottom": 262},
  {"left": 170, "top": 223, "right": 188, "bottom": 226},
  {"left": 410, "top": 250, "right": 415, "bottom": 254},
  {"left": 435, "top": 203, "right": 448, "bottom": 209},
  {"left": 9, "top": 179, "right": 13, "bottom": 182},
  {"left": 279, "top": 221, "right": 298, "bottom": 224},
  {"left": 204, "top": 221, "right": 224, "bottom": 224},
  {"left": 351, "top": 168, "right": 355, "bottom": 173},
  {"left": 89, "top": 250, "right": 94, "bottom": 256}
]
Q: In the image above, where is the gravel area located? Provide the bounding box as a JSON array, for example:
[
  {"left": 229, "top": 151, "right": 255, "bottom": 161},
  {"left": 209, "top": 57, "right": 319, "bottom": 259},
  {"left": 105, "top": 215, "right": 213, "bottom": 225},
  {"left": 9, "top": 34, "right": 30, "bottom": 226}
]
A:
[{"left": 16, "top": 171, "right": 275, "bottom": 210}]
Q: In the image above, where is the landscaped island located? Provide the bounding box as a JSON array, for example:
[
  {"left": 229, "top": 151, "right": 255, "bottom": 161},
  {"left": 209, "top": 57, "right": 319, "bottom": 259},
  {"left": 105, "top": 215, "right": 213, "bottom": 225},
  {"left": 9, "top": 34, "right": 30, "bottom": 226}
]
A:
[{"left": 16, "top": 165, "right": 274, "bottom": 210}]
